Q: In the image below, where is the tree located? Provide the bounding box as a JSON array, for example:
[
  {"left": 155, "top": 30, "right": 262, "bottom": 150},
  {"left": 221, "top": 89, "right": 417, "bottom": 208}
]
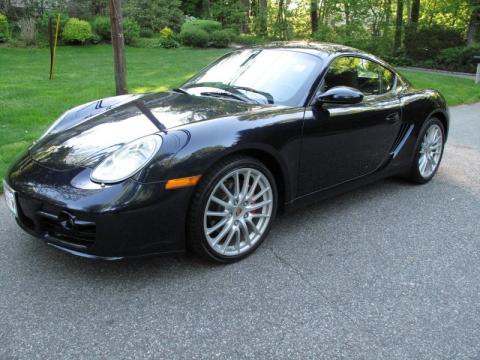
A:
[
  {"left": 467, "top": 0, "right": 480, "bottom": 45},
  {"left": 394, "top": 0, "right": 404, "bottom": 54},
  {"left": 109, "top": 0, "right": 127, "bottom": 95},
  {"left": 123, "top": 0, "right": 184, "bottom": 32},
  {"left": 257, "top": 0, "right": 268, "bottom": 35},
  {"left": 310, "top": 0, "right": 318, "bottom": 34}
]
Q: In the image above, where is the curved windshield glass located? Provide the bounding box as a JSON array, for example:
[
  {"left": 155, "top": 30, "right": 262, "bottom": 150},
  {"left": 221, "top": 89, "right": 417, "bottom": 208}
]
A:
[{"left": 183, "top": 49, "right": 322, "bottom": 106}]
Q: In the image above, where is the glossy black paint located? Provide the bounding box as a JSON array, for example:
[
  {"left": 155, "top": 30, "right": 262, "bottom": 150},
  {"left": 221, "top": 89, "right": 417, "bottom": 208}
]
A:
[
  {"left": 315, "top": 86, "right": 364, "bottom": 105},
  {"left": 5, "top": 42, "right": 449, "bottom": 259}
]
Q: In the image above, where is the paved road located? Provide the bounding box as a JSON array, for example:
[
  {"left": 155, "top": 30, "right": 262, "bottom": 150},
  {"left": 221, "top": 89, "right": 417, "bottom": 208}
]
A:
[{"left": 1, "top": 104, "right": 479, "bottom": 359}]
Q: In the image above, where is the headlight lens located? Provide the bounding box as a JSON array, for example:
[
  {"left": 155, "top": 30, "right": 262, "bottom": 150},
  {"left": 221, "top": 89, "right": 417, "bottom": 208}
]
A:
[{"left": 91, "top": 134, "right": 162, "bottom": 184}]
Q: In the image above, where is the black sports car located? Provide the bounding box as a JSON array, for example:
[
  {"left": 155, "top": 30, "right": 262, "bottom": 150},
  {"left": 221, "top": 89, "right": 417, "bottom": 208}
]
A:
[{"left": 4, "top": 42, "right": 449, "bottom": 262}]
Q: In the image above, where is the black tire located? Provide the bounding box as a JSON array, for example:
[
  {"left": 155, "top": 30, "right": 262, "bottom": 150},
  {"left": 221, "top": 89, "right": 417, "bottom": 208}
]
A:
[
  {"left": 187, "top": 156, "right": 278, "bottom": 263},
  {"left": 408, "top": 117, "right": 445, "bottom": 184}
]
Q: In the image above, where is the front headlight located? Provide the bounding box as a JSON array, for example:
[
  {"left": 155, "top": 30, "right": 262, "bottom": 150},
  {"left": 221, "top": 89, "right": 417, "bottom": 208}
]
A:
[{"left": 91, "top": 134, "right": 162, "bottom": 184}]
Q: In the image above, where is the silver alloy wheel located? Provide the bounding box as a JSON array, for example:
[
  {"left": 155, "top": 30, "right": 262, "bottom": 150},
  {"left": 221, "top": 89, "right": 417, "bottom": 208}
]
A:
[
  {"left": 418, "top": 123, "right": 443, "bottom": 178},
  {"left": 203, "top": 167, "right": 274, "bottom": 256}
]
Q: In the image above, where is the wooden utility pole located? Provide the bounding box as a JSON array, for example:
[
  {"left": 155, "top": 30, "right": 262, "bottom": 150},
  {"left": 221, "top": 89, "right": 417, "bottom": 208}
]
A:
[{"left": 109, "top": 0, "right": 128, "bottom": 95}]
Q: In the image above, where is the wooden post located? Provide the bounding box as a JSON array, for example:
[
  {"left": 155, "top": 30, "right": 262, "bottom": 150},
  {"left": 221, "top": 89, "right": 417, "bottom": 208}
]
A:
[{"left": 109, "top": 0, "right": 128, "bottom": 95}]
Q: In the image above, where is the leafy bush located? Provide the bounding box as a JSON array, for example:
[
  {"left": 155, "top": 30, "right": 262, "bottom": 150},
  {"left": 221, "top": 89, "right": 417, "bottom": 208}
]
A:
[
  {"left": 210, "top": 30, "right": 232, "bottom": 48},
  {"left": 38, "top": 12, "right": 70, "bottom": 39},
  {"left": 437, "top": 45, "right": 480, "bottom": 73},
  {"left": 18, "top": 18, "right": 37, "bottom": 46},
  {"left": 123, "top": 17, "right": 140, "bottom": 45},
  {"left": 63, "top": 18, "right": 92, "bottom": 44},
  {"left": 180, "top": 27, "right": 209, "bottom": 47},
  {"left": 0, "top": 13, "right": 9, "bottom": 42},
  {"left": 181, "top": 19, "right": 222, "bottom": 34},
  {"left": 140, "top": 28, "right": 154, "bottom": 38},
  {"left": 124, "top": 0, "right": 184, "bottom": 32},
  {"left": 404, "top": 25, "right": 465, "bottom": 61},
  {"left": 234, "top": 34, "right": 267, "bottom": 46},
  {"left": 91, "top": 16, "right": 110, "bottom": 42},
  {"left": 159, "top": 37, "right": 180, "bottom": 48},
  {"left": 91, "top": 33, "right": 102, "bottom": 44},
  {"left": 312, "top": 24, "right": 337, "bottom": 43},
  {"left": 159, "top": 26, "right": 174, "bottom": 39},
  {"left": 90, "top": 16, "right": 139, "bottom": 45},
  {"left": 132, "top": 36, "right": 179, "bottom": 49}
]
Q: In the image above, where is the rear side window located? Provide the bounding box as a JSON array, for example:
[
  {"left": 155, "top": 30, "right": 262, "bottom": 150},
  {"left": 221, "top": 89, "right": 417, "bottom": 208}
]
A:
[{"left": 323, "top": 57, "right": 395, "bottom": 96}]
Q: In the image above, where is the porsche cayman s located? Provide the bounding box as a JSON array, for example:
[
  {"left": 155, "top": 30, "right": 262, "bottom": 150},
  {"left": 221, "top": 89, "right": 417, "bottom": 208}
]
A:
[{"left": 4, "top": 42, "right": 449, "bottom": 262}]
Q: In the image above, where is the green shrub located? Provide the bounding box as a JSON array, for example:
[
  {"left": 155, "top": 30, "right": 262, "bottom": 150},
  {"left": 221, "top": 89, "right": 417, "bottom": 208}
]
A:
[
  {"left": 210, "top": 30, "right": 231, "bottom": 48},
  {"left": 91, "top": 16, "right": 110, "bottom": 42},
  {"left": 181, "top": 19, "right": 222, "bottom": 34},
  {"left": 437, "top": 45, "right": 480, "bottom": 73},
  {"left": 404, "top": 25, "right": 465, "bottom": 61},
  {"left": 38, "top": 12, "right": 69, "bottom": 39},
  {"left": 140, "top": 28, "right": 154, "bottom": 38},
  {"left": 234, "top": 34, "right": 267, "bottom": 46},
  {"left": 123, "top": 17, "right": 140, "bottom": 45},
  {"left": 159, "top": 26, "right": 174, "bottom": 39},
  {"left": 132, "top": 36, "right": 179, "bottom": 49},
  {"left": 123, "top": 0, "right": 184, "bottom": 32},
  {"left": 312, "top": 24, "right": 337, "bottom": 43},
  {"left": 159, "top": 37, "right": 180, "bottom": 48},
  {"left": 180, "top": 27, "right": 209, "bottom": 47},
  {"left": 0, "top": 13, "right": 9, "bottom": 42},
  {"left": 91, "top": 33, "right": 102, "bottom": 44},
  {"left": 90, "top": 16, "right": 139, "bottom": 45},
  {"left": 63, "top": 18, "right": 92, "bottom": 44}
]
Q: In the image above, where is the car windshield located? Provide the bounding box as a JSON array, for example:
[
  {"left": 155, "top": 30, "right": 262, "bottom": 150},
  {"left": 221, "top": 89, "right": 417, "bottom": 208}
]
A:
[{"left": 183, "top": 49, "right": 322, "bottom": 106}]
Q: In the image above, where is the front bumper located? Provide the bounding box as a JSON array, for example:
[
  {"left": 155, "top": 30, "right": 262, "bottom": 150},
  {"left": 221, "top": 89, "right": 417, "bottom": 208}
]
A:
[{"left": 6, "top": 156, "right": 192, "bottom": 259}]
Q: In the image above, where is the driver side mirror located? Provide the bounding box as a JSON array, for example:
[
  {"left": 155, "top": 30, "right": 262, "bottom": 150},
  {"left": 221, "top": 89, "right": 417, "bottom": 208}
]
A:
[{"left": 315, "top": 86, "right": 364, "bottom": 105}]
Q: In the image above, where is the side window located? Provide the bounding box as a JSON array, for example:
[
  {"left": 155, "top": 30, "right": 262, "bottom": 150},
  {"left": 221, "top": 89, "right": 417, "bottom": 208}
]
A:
[{"left": 323, "top": 57, "right": 395, "bottom": 96}]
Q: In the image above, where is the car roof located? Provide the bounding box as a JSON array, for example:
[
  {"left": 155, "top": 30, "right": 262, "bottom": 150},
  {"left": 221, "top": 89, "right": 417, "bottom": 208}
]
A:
[
  {"left": 250, "top": 41, "right": 396, "bottom": 73},
  {"left": 254, "top": 41, "right": 363, "bottom": 58}
]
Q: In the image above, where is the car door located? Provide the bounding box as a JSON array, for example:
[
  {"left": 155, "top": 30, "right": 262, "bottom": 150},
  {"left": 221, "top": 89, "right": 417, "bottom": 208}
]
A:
[{"left": 298, "top": 56, "right": 402, "bottom": 196}]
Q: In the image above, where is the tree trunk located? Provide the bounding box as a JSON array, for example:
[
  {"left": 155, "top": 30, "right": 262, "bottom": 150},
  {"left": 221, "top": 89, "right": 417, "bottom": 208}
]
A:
[
  {"left": 258, "top": 0, "right": 268, "bottom": 36},
  {"left": 241, "top": 0, "right": 250, "bottom": 33},
  {"left": 410, "top": 0, "right": 420, "bottom": 30},
  {"left": 310, "top": 0, "right": 318, "bottom": 34},
  {"left": 384, "top": 0, "right": 392, "bottom": 37},
  {"left": 109, "top": 0, "right": 127, "bottom": 95},
  {"left": 467, "top": 0, "right": 480, "bottom": 45},
  {"left": 394, "top": 0, "right": 404, "bottom": 54}
]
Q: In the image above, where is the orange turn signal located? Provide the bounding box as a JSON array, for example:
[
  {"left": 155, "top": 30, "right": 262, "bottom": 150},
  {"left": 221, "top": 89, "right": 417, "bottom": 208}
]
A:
[{"left": 165, "top": 175, "right": 202, "bottom": 190}]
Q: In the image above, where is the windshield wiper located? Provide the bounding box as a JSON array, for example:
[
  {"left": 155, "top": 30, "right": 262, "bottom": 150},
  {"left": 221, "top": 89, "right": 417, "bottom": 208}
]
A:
[
  {"left": 231, "top": 86, "right": 274, "bottom": 104},
  {"left": 199, "top": 90, "right": 251, "bottom": 103},
  {"left": 173, "top": 87, "right": 189, "bottom": 95}
]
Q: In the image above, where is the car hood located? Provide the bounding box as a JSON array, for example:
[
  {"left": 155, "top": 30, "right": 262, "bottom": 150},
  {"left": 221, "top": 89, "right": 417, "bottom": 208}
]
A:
[{"left": 28, "top": 92, "right": 262, "bottom": 170}]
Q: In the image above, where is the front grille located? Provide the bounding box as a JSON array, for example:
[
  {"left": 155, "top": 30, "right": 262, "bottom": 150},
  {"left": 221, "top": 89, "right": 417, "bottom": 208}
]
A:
[
  {"left": 16, "top": 196, "right": 96, "bottom": 249},
  {"left": 37, "top": 210, "right": 96, "bottom": 248}
]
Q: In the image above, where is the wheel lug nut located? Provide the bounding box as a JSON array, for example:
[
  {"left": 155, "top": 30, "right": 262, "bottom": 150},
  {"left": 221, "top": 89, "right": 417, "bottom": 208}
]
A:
[
  {"left": 234, "top": 220, "right": 239, "bottom": 225},
  {"left": 244, "top": 214, "right": 248, "bottom": 218}
]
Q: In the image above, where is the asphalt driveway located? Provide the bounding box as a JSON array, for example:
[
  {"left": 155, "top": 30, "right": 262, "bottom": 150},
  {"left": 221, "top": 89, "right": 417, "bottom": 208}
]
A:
[{"left": 1, "top": 103, "right": 479, "bottom": 359}]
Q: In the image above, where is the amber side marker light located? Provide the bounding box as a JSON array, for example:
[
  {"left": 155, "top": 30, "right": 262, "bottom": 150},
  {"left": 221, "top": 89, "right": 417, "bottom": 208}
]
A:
[{"left": 165, "top": 175, "right": 202, "bottom": 190}]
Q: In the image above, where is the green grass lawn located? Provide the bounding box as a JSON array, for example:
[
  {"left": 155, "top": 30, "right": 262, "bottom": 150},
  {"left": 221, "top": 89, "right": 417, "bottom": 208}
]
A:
[
  {"left": 0, "top": 45, "right": 479, "bottom": 189},
  {"left": 400, "top": 69, "right": 480, "bottom": 106}
]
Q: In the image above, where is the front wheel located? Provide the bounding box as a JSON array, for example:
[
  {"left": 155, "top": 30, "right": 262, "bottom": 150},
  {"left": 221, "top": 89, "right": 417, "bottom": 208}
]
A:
[
  {"left": 188, "top": 156, "right": 277, "bottom": 263},
  {"left": 408, "top": 117, "right": 445, "bottom": 184}
]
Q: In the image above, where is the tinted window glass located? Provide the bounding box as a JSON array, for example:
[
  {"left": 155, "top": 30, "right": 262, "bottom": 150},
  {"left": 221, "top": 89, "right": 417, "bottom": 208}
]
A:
[
  {"left": 185, "top": 49, "right": 322, "bottom": 106},
  {"left": 323, "top": 57, "right": 395, "bottom": 96}
]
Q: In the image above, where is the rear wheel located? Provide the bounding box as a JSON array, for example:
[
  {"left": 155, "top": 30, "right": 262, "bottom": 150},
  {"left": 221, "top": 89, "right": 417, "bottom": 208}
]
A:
[
  {"left": 188, "top": 156, "right": 277, "bottom": 263},
  {"left": 408, "top": 118, "right": 445, "bottom": 184}
]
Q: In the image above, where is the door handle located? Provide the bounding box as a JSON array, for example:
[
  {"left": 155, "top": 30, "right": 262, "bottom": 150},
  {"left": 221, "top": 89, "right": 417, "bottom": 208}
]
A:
[{"left": 385, "top": 112, "right": 400, "bottom": 123}]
